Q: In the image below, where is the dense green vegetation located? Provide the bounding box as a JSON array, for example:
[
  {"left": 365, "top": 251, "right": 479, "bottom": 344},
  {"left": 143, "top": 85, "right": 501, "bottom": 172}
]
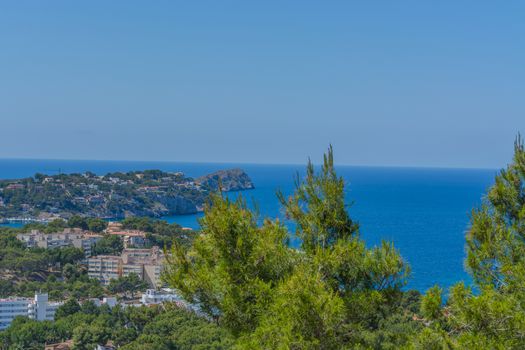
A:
[
  {"left": 120, "top": 216, "right": 199, "bottom": 248},
  {"left": 411, "top": 137, "right": 525, "bottom": 349},
  {"left": 165, "top": 147, "right": 422, "bottom": 349},
  {"left": 66, "top": 215, "right": 108, "bottom": 232},
  {"left": 92, "top": 234, "right": 124, "bottom": 255},
  {"left": 0, "top": 227, "right": 104, "bottom": 299},
  {"left": 0, "top": 302, "right": 232, "bottom": 350},
  {"left": 21, "top": 216, "right": 108, "bottom": 233},
  {"left": 163, "top": 139, "right": 525, "bottom": 348},
  {"left": 108, "top": 273, "right": 148, "bottom": 299}
]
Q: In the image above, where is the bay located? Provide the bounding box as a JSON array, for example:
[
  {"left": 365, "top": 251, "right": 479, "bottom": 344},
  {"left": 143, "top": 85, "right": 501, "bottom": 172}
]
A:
[{"left": 0, "top": 159, "right": 495, "bottom": 292}]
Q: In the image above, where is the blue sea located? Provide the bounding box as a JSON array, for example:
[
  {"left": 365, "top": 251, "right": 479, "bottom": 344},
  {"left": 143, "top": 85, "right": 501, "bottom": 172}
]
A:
[{"left": 0, "top": 159, "right": 496, "bottom": 293}]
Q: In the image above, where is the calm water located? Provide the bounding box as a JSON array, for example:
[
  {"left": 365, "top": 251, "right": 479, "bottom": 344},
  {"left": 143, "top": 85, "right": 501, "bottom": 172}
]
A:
[{"left": 0, "top": 159, "right": 496, "bottom": 292}]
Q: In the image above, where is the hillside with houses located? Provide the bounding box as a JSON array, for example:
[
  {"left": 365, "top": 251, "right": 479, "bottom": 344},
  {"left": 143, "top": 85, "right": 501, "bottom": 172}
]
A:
[{"left": 0, "top": 168, "right": 254, "bottom": 222}]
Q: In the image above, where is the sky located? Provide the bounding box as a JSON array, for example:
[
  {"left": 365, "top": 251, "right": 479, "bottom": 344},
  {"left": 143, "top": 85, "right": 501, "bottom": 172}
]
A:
[{"left": 0, "top": 1, "right": 523, "bottom": 168}]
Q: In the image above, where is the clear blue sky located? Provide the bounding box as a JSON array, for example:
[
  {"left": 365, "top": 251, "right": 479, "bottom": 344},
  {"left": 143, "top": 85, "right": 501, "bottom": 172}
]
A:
[{"left": 0, "top": 1, "right": 523, "bottom": 168}]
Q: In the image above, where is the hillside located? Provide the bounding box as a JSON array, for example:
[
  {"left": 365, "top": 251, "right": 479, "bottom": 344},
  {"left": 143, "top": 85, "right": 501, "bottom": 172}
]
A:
[{"left": 0, "top": 168, "right": 254, "bottom": 221}]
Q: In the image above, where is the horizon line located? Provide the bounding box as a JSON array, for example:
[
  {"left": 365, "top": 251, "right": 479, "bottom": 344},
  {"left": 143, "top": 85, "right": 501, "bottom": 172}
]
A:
[{"left": 0, "top": 156, "right": 500, "bottom": 172}]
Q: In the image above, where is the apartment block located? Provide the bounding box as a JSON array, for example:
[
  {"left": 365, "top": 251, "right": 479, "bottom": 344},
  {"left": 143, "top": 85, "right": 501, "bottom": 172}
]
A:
[
  {"left": 0, "top": 293, "right": 62, "bottom": 330},
  {"left": 105, "top": 222, "right": 148, "bottom": 248},
  {"left": 87, "top": 247, "right": 164, "bottom": 287},
  {"left": 16, "top": 228, "right": 103, "bottom": 257}
]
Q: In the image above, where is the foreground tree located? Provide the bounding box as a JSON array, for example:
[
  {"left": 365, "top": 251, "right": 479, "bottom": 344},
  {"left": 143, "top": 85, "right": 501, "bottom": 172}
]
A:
[
  {"left": 164, "top": 192, "right": 296, "bottom": 334},
  {"left": 165, "top": 147, "right": 413, "bottom": 349},
  {"left": 414, "top": 136, "right": 525, "bottom": 349}
]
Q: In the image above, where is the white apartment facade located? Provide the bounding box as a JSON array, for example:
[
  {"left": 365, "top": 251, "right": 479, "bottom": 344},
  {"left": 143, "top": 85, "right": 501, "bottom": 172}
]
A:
[
  {"left": 0, "top": 293, "right": 63, "bottom": 330},
  {"left": 140, "top": 289, "right": 182, "bottom": 305}
]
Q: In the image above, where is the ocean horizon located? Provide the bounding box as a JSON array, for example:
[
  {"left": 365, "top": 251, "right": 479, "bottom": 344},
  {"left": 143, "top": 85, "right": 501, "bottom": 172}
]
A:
[{"left": 0, "top": 158, "right": 497, "bottom": 293}]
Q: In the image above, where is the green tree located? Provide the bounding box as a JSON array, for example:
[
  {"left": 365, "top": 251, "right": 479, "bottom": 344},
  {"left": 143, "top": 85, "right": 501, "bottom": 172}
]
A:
[
  {"left": 47, "top": 246, "right": 85, "bottom": 265},
  {"left": 164, "top": 191, "right": 295, "bottom": 334},
  {"left": 277, "top": 146, "right": 359, "bottom": 253},
  {"left": 108, "top": 273, "right": 148, "bottom": 299},
  {"left": 62, "top": 263, "right": 79, "bottom": 281},
  {"left": 413, "top": 136, "right": 525, "bottom": 349},
  {"left": 247, "top": 147, "right": 409, "bottom": 348},
  {"left": 119, "top": 305, "right": 234, "bottom": 350},
  {"left": 86, "top": 218, "right": 108, "bottom": 233},
  {"left": 68, "top": 215, "right": 89, "bottom": 230},
  {"left": 45, "top": 219, "right": 68, "bottom": 233},
  {"left": 92, "top": 234, "right": 123, "bottom": 255},
  {"left": 80, "top": 300, "right": 100, "bottom": 316},
  {"left": 165, "top": 147, "right": 411, "bottom": 349},
  {"left": 55, "top": 298, "right": 81, "bottom": 319},
  {"left": 72, "top": 323, "right": 110, "bottom": 350}
]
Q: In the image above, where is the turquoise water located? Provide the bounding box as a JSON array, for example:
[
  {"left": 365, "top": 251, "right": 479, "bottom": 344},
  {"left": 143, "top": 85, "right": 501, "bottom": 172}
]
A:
[{"left": 0, "top": 159, "right": 496, "bottom": 292}]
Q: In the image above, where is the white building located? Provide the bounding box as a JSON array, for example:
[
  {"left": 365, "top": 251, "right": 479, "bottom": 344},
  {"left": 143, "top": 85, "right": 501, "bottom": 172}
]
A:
[
  {"left": 88, "top": 297, "right": 118, "bottom": 308},
  {"left": 139, "top": 289, "right": 207, "bottom": 319},
  {"left": 140, "top": 289, "right": 182, "bottom": 305},
  {"left": 0, "top": 297, "right": 30, "bottom": 330},
  {"left": 0, "top": 293, "right": 63, "bottom": 330}
]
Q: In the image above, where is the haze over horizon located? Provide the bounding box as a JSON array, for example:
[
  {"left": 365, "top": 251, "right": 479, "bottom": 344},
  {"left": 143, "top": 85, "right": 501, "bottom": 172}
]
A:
[
  {"left": 0, "top": 156, "right": 502, "bottom": 171},
  {"left": 1, "top": 1, "right": 524, "bottom": 168}
]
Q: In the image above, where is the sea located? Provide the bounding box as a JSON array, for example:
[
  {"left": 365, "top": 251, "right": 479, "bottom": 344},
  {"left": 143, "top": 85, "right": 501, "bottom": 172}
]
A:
[{"left": 0, "top": 158, "right": 497, "bottom": 293}]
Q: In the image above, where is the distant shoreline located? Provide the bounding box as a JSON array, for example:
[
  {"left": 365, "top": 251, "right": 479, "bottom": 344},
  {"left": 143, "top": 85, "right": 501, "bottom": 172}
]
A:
[{"left": 0, "top": 168, "right": 254, "bottom": 223}]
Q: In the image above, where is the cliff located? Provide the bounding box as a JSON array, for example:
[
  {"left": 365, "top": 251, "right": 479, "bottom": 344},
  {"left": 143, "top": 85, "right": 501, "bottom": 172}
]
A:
[{"left": 196, "top": 168, "right": 255, "bottom": 192}]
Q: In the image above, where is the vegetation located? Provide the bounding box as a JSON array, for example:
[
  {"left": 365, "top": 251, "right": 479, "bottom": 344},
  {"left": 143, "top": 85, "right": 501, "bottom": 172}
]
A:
[
  {"left": 18, "top": 216, "right": 108, "bottom": 234},
  {"left": 0, "top": 227, "right": 104, "bottom": 299},
  {"left": 67, "top": 215, "right": 108, "bottom": 232},
  {"left": 108, "top": 273, "right": 149, "bottom": 299},
  {"left": 165, "top": 147, "right": 420, "bottom": 349},
  {"left": 412, "top": 136, "right": 525, "bottom": 349},
  {"left": 91, "top": 234, "right": 124, "bottom": 255},
  {"left": 121, "top": 216, "right": 199, "bottom": 248},
  {"left": 0, "top": 303, "right": 232, "bottom": 350}
]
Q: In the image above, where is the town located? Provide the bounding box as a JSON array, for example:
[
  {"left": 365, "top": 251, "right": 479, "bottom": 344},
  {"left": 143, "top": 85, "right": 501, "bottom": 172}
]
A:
[
  {"left": 0, "top": 218, "right": 207, "bottom": 349},
  {"left": 16, "top": 222, "right": 168, "bottom": 287},
  {"left": 0, "top": 168, "right": 254, "bottom": 222}
]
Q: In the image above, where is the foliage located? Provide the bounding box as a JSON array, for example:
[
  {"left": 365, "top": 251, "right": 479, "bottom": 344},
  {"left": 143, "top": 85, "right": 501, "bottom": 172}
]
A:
[
  {"left": 13, "top": 267, "right": 104, "bottom": 301},
  {"left": 22, "top": 219, "right": 68, "bottom": 234},
  {"left": 55, "top": 298, "right": 82, "bottom": 319},
  {"left": 0, "top": 228, "right": 103, "bottom": 299},
  {"left": 67, "top": 216, "right": 108, "bottom": 232},
  {"left": 72, "top": 322, "right": 111, "bottom": 350},
  {"left": 119, "top": 304, "right": 234, "bottom": 350},
  {"left": 0, "top": 302, "right": 231, "bottom": 350},
  {"left": 108, "top": 273, "right": 148, "bottom": 299},
  {"left": 165, "top": 146, "right": 415, "bottom": 349},
  {"left": 92, "top": 234, "right": 124, "bottom": 255},
  {"left": 165, "top": 192, "right": 295, "bottom": 334},
  {"left": 277, "top": 146, "right": 359, "bottom": 253},
  {"left": 121, "top": 216, "right": 199, "bottom": 248},
  {"left": 413, "top": 136, "right": 525, "bottom": 349},
  {"left": 46, "top": 246, "right": 85, "bottom": 266}
]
